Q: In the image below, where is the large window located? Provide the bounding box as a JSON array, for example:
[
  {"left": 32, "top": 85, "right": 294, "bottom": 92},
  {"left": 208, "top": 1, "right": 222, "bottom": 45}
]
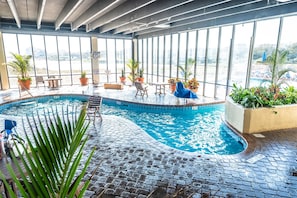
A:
[
  {"left": 278, "top": 16, "right": 297, "bottom": 86},
  {"left": 3, "top": 13, "right": 297, "bottom": 94},
  {"left": 204, "top": 28, "right": 219, "bottom": 97},
  {"left": 230, "top": 22, "right": 254, "bottom": 89},
  {"left": 3, "top": 33, "right": 131, "bottom": 88},
  {"left": 250, "top": 19, "right": 280, "bottom": 87},
  {"left": 216, "top": 26, "right": 233, "bottom": 98}
]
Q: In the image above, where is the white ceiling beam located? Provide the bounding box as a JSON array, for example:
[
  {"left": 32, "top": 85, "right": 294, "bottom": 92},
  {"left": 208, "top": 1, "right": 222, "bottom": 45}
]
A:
[
  {"left": 87, "top": 0, "right": 156, "bottom": 32},
  {"left": 121, "top": 0, "right": 259, "bottom": 35},
  {"left": 71, "top": 0, "right": 124, "bottom": 31},
  {"left": 7, "top": 0, "right": 21, "bottom": 28},
  {"left": 37, "top": 0, "right": 47, "bottom": 29},
  {"left": 55, "top": 0, "right": 84, "bottom": 30},
  {"left": 99, "top": 0, "right": 194, "bottom": 33}
]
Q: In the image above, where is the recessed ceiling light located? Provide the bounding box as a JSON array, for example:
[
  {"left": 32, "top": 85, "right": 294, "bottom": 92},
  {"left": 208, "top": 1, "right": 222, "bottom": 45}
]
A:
[
  {"left": 154, "top": 24, "right": 170, "bottom": 28},
  {"left": 276, "top": 0, "right": 291, "bottom": 2}
]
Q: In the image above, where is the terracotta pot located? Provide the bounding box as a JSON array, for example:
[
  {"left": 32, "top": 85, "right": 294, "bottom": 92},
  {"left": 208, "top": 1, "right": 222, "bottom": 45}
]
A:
[
  {"left": 120, "top": 76, "right": 126, "bottom": 83},
  {"left": 18, "top": 79, "right": 31, "bottom": 90},
  {"left": 170, "top": 83, "right": 176, "bottom": 93},
  {"left": 190, "top": 87, "right": 198, "bottom": 93},
  {"left": 137, "top": 77, "right": 144, "bottom": 83},
  {"left": 80, "top": 77, "right": 88, "bottom": 86}
]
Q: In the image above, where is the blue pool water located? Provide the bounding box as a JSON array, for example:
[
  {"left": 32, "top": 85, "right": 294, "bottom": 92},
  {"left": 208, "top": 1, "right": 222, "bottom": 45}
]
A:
[{"left": 0, "top": 95, "right": 246, "bottom": 155}]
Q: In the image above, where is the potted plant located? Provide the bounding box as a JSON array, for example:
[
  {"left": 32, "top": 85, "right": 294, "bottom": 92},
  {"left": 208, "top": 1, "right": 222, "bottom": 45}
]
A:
[
  {"left": 0, "top": 107, "right": 94, "bottom": 197},
  {"left": 126, "top": 59, "right": 139, "bottom": 84},
  {"left": 7, "top": 53, "right": 32, "bottom": 90},
  {"left": 168, "top": 78, "right": 180, "bottom": 93},
  {"left": 120, "top": 69, "right": 126, "bottom": 83},
  {"left": 187, "top": 78, "right": 199, "bottom": 93},
  {"left": 137, "top": 68, "right": 144, "bottom": 83},
  {"left": 80, "top": 71, "right": 88, "bottom": 86}
]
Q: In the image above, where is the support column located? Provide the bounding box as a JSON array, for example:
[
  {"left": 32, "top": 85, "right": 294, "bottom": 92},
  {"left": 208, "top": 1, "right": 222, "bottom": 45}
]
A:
[
  {"left": 0, "top": 32, "right": 9, "bottom": 90},
  {"left": 91, "top": 37, "right": 100, "bottom": 85}
]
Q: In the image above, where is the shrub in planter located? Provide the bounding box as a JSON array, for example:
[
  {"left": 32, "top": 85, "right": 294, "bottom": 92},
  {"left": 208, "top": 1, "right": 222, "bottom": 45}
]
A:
[{"left": 230, "top": 84, "right": 297, "bottom": 108}]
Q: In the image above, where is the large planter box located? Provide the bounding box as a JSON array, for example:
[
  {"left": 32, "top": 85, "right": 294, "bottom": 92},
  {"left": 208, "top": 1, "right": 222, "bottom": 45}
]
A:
[{"left": 225, "top": 96, "right": 297, "bottom": 133}]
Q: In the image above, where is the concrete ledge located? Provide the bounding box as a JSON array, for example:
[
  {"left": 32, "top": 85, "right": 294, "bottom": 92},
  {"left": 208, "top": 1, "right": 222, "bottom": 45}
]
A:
[
  {"left": 225, "top": 96, "right": 297, "bottom": 133},
  {"left": 104, "top": 83, "right": 123, "bottom": 90}
]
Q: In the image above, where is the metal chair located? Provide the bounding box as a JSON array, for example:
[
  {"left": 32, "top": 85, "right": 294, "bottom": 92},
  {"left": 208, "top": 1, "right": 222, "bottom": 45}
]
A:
[
  {"left": 36, "top": 76, "right": 45, "bottom": 88},
  {"left": 135, "top": 82, "right": 148, "bottom": 97},
  {"left": 86, "top": 95, "right": 102, "bottom": 124}
]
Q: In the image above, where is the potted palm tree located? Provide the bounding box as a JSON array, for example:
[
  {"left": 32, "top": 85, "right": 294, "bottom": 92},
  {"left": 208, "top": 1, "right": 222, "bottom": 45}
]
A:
[
  {"left": 80, "top": 71, "right": 88, "bottom": 86},
  {"left": 7, "top": 53, "right": 32, "bottom": 90},
  {"left": 126, "top": 59, "right": 139, "bottom": 84}
]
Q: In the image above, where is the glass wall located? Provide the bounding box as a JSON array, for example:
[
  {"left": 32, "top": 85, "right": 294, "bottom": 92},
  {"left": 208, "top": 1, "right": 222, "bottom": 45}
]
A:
[
  {"left": 137, "top": 14, "right": 297, "bottom": 99},
  {"left": 250, "top": 19, "right": 280, "bottom": 87},
  {"left": 279, "top": 16, "right": 297, "bottom": 87},
  {"left": 3, "top": 14, "right": 297, "bottom": 96},
  {"left": 2, "top": 33, "right": 132, "bottom": 88}
]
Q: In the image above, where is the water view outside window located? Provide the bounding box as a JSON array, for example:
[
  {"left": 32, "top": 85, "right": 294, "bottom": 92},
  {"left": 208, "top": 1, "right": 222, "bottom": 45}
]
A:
[
  {"left": 142, "top": 39, "right": 148, "bottom": 80},
  {"left": 3, "top": 34, "right": 20, "bottom": 88},
  {"left": 230, "top": 22, "right": 254, "bottom": 90},
  {"left": 164, "top": 35, "right": 171, "bottom": 78},
  {"left": 80, "top": 37, "right": 91, "bottom": 76},
  {"left": 251, "top": 18, "right": 280, "bottom": 88},
  {"left": 32, "top": 35, "right": 48, "bottom": 80},
  {"left": 196, "top": 29, "right": 207, "bottom": 94},
  {"left": 171, "top": 34, "right": 178, "bottom": 78},
  {"left": 277, "top": 16, "right": 297, "bottom": 87},
  {"left": 188, "top": 31, "right": 196, "bottom": 78},
  {"left": 204, "top": 28, "right": 219, "bottom": 97},
  {"left": 116, "top": 39, "right": 125, "bottom": 81},
  {"left": 152, "top": 37, "right": 158, "bottom": 82},
  {"left": 216, "top": 26, "right": 233, "bottom": 98},
  {"left": 158, "top": 36, "right": 164, "bottom": 82}
]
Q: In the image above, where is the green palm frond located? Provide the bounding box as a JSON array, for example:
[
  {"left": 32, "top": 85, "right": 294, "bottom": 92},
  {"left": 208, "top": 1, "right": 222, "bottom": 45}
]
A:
[
  {"left": 178, "top": 58, "right": 195, "bottom": 83},
  {"left": 126, "top": 59, "right": 139, "bottom": 83},
  {"left": 265, "top": 50, "right": 296, "bottom": 86},
  {"left": 0, "top": 106, "right": 94, "bottom": 198},
  {"left": 7, "top": 53, "right": 32, "bottom": 80}
]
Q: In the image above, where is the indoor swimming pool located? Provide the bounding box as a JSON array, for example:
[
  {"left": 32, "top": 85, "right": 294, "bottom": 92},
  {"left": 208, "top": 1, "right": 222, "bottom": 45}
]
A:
[{"left": 0, "top": 94, "right": 246, "bottom": 155}]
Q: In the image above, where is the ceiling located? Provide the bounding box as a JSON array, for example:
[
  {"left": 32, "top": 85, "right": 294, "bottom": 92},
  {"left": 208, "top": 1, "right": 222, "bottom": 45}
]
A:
[{"left": 0, "top": 0, "right": 297, "bottom": 38}]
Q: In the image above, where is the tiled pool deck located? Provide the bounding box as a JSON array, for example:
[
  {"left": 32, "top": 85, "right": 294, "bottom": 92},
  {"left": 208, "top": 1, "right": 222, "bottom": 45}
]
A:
[{"left": 1, "top": 84, "right": 297, "bottom": 198}]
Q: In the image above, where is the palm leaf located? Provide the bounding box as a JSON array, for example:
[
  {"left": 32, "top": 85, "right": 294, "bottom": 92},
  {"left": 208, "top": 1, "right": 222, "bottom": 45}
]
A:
[{"left": 0, "top": 105, "right": 94, "bottom": 198}]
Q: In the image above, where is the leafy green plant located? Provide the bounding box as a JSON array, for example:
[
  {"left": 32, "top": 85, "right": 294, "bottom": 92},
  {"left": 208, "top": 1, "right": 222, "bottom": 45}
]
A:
[
  {"left": 81, "top": 71, "right": 87, "bottom": 78},
  {"left": 0, "top": 106, "right": 94, "bottom": 198},
  {"left": 7, "top": 53, "right": 32, "bottom": 81},
  {"left": 138, "top": 68, "right": 144, "bottom": 78},
  {"left": 230, "top": 84, "right": 297, "bottom": 108},
  {"left": 121, "top": 69, "right": 125, "bottom": 77},
  {"left": 126, "top": 59, "right": 139, "bottom": 83}
]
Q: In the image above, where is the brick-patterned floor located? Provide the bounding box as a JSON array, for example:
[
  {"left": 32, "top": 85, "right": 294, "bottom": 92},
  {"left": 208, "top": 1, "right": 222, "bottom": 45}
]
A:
[
  {"left": 1, "top": 85, "right": 297, "bottom": 197},
  {"left": 82, "top": 115, "right": 297, "bottom": 198}
]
